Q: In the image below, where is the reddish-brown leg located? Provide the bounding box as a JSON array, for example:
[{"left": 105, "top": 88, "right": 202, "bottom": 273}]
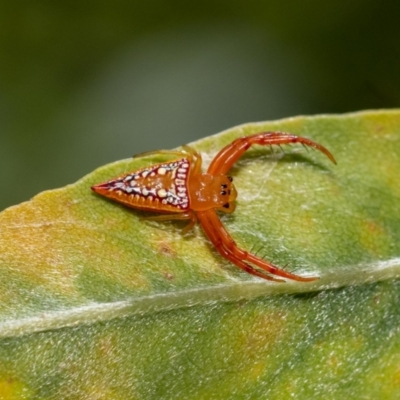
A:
[
  {"left": 142, "top": 211, "right": 198, "bottom": 233},
  {"left": 134, "top": 146, "right": 203, "bottom": 176},
  {"left": 207, "top": 132, "right": 336, "bottom": 175},
  {"left": 196, "top": 209, "right": 317, "bottom": 282}
]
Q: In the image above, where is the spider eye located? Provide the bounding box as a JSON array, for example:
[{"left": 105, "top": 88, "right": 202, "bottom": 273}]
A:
[
  {"left": 221, "top": 190, "right": 227, "bottom": 196},
  {"left": 223, "top": 203, "right": 230, "bottom": 208},
  {"left": 221, "top": 183, "right": 228, "bottom": 189},
  {"left": 228, "top": 176, "right": 233, "bottom": 182}
]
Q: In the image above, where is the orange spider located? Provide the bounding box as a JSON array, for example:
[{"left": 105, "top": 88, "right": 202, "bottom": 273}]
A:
[{"left": 91, "top": 132, "right": 336, "bottom": 282}]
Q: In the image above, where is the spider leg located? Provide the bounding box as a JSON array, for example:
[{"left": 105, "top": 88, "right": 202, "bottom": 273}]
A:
[
  {"left": 207, "top": 131, "right": 336, "bottom": 175},
  {"left": 141, "top": 211, "right": 198, "bottom": 233},
  {"left": 156, "top": 145, "right": 203, "bottom": 178},
  {"left": 133, "top": 149, "right": 190, "bottom": 159},
  {"left": 134, "top": 145, "right": 203, "bottom": 178},
  {"left": 197, "top": 209, "right": 317, "bottom": 282},
  {"left": 181, "top": 145, "right": 203, "bottom": 175},
  {"left": 197, "top": 209, "right": 284, "bottom": 282}
]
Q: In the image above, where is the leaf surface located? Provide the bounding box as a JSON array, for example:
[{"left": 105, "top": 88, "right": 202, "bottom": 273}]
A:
[{"left": 1, "top": 110, "right": 400, "bottom": 399}]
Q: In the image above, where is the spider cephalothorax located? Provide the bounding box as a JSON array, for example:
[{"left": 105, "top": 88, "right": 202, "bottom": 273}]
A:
[{"left": 92, "top": 132, "right": 335, "bottom": 282}]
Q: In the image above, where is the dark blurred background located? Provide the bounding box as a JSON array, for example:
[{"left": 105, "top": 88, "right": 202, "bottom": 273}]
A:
[{"left": 1, "top": 1, "right": 399, "bottom": 210}]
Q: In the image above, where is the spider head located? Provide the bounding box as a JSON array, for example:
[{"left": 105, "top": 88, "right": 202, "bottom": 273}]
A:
[
  {"left": 188, "top": 174, "right": 237, "bottom": 213},
  {"left": 217, "top": 176, "right": 237, "bottom": 213}
]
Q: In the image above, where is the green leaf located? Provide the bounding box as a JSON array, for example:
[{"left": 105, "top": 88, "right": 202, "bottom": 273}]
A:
[{"left": 0, "top": 110, "right": 400, "bottom": 399}]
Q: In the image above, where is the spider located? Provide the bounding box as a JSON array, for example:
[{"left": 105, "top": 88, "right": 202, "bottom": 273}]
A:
[{"left": 91, "top": 132, "right": 336, "bottom": 282}]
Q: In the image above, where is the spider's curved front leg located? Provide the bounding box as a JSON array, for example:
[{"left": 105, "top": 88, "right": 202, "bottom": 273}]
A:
[
  {"left": 196, "top": 209, "right": 317, "bottom": 282},
  {"left": 207, "top": 132, "right": 336, "bottom": 175}
]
